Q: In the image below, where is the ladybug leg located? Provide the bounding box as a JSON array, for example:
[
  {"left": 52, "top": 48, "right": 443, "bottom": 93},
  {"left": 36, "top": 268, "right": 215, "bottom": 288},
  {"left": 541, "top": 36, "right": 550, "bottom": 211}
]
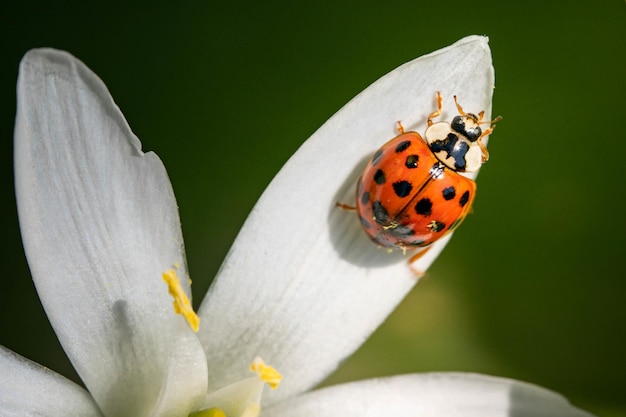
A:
[
  {"left": 396, "top": 121, "right": 405, "bottom": 134},
  {"left": 335, "top": 202, "right": 357, "bottom": 211},
  {"left": 477, "top": 138, "right": 489, "bottom": 163},
  {"left": 427, "top": 91, "right": 443, "bottom": 126},
  {"left": 476, "top": 121, "right": 500, "bottom": 162},
  {"left": 408, "top": 247, "right": 431, "bottom": 278}
]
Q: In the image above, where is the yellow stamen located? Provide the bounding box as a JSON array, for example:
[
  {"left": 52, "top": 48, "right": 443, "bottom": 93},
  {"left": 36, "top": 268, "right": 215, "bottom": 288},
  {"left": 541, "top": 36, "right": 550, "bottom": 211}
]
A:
[
  {"left": 189, "top": 408, "right": 226, "bottom": 417},
  {"left": 162, "top": 269, "right": 200, "bottom": 332},
  {"left": 250, "top": 357, "right": 282, "bottom": 390}
]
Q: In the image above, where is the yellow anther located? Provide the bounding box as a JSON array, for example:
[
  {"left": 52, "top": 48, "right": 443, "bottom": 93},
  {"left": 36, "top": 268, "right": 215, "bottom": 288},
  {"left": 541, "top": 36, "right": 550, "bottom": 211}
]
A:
[
  {"left": 189, "top": 408, "right": 226, "bottom": 417},
  {"left": 250, "top": 357, "right": 282, "bottom": 390},
  {"left": 162, "top": 269, "right": 200, "bottom": 332}
]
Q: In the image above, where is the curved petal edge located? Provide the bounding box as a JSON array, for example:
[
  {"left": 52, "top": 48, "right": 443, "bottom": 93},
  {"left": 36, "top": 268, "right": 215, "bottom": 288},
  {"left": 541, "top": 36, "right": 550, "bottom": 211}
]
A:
[
  {"left": 0, "top": 346, "right": 103, "bottom": 417},
  {"left": 263, "top": 373, "right": 595, "bottom": 417}
]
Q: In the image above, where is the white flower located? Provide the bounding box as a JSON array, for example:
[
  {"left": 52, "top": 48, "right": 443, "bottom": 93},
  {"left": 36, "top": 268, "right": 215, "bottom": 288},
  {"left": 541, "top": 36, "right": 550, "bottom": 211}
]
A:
[{"left": 1, "top": 36, "right": 593, "bottom": 417}]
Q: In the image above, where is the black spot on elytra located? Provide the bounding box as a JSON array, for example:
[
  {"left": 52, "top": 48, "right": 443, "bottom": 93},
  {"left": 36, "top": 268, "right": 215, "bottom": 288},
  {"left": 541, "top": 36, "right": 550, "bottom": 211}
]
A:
[
  {"left": 405, "top": 154, "right": 419, "bottom": 169},
  {"left": 442, "top": 186, "right": 456, "bottom": 201},
  {"left": 374, "top": 169, "right": 386, "bottom": 185},
  {"left": 387, "top": 223, "right": 415, "bottom": 239},
  {"left": 392, "top": 180, "right": 413, "bottom": 198},
  {"left": 395, "top": 140, "right": 411, "bottom": 153},
  {"left": 415, "top": 198, "right": 433, "bottom": 216},
  {"left": 428, "top": 220, "right": 446, "bottom": 232},
  {"left": 372, "top": 201, "right": 389, "bottom": 224},
  {"left": 409, "top": 239, "right": 428, "bottom": 247},
  {"left": 459, "top": 190, "right": 470, "bottom": 207},
  {"left": 372, "top": 149, "right": 384, "bottom": 166},
  {"left": 361, "top": 191, "right": 370, "bottom": 205}
]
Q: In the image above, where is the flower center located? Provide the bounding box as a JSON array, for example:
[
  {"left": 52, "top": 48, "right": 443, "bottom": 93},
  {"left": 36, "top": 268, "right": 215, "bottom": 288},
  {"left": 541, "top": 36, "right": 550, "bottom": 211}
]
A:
[
  {"left": 162, "top": 270, "right": 281, "bottom": 417},
  {"left": 191, "top": 357, "right": 282, "bottom": 417},
  {"left": 189, "top": 409, "right": 226, "bottom": 417},
  {"left": 162, "top": 268, "right": 200, "bottom": 332}
]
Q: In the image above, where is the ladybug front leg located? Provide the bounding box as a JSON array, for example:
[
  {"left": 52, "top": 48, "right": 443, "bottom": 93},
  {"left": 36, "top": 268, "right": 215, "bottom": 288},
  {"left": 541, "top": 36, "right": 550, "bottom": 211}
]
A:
[
  {"left": 477, "top": 139, "right": 489, "bottom": 163},
  {"left": 335, "top": 202, "right": 357, "bottom": 210},
  {"left": 477, "top": 122, "right": 499, "bottom": 162},
  {"left": 476, "top": 115, "right": 502, "bottom": 163},
  {"left": 427, "top": 91, "right": 443, "bottom": 127}
]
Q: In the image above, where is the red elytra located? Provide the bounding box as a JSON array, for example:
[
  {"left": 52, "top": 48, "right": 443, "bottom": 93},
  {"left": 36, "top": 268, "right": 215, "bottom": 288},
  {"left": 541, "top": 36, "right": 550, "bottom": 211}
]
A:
[{"left": 353, "top": 92, "right": 500, "bottom": 268}]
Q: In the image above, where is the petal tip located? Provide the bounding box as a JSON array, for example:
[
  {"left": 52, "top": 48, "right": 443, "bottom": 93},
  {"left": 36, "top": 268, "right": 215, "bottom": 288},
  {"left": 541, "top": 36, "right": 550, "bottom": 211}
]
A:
[{"left": 20, "top": 48, "right": 75, "bottom": 72}]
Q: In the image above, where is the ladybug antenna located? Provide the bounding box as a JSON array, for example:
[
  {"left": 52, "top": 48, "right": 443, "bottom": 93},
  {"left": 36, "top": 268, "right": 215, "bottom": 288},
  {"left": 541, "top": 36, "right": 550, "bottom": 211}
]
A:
[
  {"left": 455, "top": 95, "right": 502, "bottom": 127},
  {"left": 453, "top": 95, "right": 466, "bottom": 116}
]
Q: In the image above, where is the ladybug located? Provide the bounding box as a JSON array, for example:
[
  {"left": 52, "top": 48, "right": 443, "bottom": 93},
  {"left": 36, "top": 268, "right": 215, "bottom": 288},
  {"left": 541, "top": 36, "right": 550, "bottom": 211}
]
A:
[{"left": 354, "top": 91, "right": 500, "bottom": 264}]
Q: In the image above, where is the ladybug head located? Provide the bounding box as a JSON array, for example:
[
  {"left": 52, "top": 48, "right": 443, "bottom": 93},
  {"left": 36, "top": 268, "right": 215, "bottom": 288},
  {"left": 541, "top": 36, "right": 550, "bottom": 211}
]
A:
[
  {"left": 424, "top": 93, "right": 501, "bottom": 173},
  {"left": 449, "top": 95, "right": 501, "bottom": 168},
  {"left": 451, "top": 114, "right": 482, "bottom": 142}
]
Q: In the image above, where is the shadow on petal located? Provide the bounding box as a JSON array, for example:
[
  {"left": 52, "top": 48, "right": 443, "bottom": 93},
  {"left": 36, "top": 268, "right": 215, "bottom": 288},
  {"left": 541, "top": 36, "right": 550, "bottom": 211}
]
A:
[{"left": 327, "top": 154, "right": 406, "bottom": 270}]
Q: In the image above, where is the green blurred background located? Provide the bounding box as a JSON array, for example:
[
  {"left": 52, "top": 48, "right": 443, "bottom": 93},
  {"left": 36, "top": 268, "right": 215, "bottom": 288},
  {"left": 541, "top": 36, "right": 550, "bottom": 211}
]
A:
[{"left": 1, "top": 1, "right": 624, "bottom": 415}]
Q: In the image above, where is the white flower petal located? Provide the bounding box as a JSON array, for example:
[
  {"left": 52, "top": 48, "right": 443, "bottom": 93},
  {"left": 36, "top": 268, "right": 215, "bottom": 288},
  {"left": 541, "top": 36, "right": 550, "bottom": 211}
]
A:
[
  {"left": 150, "top": 323, "right": 209, "bottom": 416},
  {"left": 201, "top": 376, "right": 264, "bottom": 417},
  {"left": 14, "top": 49, "right": 206, "bottom": 416},
  {"left": 0, "top": 346, "right": 103, "bottom": 417},
  {"left": 198, "top": 36, "right": 495, "bottom": 402},
  {"left": 262, "top": 373, "right": 595, "bottom": 417}
]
